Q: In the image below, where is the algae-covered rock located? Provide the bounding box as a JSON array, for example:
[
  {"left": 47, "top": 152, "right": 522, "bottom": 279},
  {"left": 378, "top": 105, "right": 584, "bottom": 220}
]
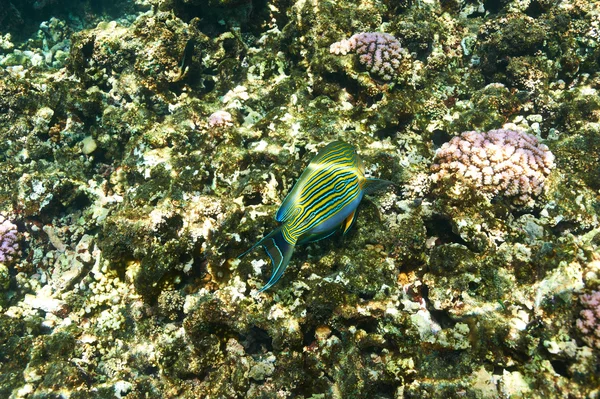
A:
[
  {"left": 477, "top": 15, "right": 547, "bottom": 78},
  {"left": 98, "top": 205, "right": 196, "bottom": 301}
]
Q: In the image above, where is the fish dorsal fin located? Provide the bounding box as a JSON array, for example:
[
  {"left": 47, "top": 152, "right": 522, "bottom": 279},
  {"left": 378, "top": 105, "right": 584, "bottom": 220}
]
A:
[
  {"left": 341, "top": 209, "right": 358, "bottom": 235},
  {"left": 276, "top": 141, "right": 356, "bottom": 222},
  {"left": 363, "top": 178, "right": 394, "bottom": 195}
]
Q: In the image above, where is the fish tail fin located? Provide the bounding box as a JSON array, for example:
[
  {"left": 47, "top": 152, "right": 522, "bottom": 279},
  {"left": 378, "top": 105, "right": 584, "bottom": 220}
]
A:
[
  {"left": 238, "top": 235, "right": 267, "bottom": 259},
  {"left": 258, "top": 228, "right": 295, "bottom": 292},
  {"left": 238, "top": 227, "right": 295, "bottom": 292}
]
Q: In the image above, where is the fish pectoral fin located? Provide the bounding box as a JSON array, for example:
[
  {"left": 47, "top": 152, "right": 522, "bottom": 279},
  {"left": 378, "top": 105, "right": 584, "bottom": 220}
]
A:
[
  {"left": 341, "top": 209, "right": 358, "bottom": 235},
  {"left": 259, "top": 229, "right": 295, "bottom": 292},
  {"left": 363, "top": 178, "right": 395, "bottom": 195}
]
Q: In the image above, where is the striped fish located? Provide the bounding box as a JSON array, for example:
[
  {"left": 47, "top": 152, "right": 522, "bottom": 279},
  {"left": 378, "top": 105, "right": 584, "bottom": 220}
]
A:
[{"left": 239, "top": 141, "right": 393, "bottom": 292}]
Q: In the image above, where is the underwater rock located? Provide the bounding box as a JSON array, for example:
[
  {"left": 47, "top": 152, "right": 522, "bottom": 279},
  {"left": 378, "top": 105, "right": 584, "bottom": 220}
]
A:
[{"left": 98, "top": 205, "right": 195, "bottom": 301}]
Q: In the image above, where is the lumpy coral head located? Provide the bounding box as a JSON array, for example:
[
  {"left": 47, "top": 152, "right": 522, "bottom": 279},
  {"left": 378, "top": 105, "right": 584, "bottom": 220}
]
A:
[
  {"left": 0, "top": 214, "right": 19, "bottom": 263},
  {"left": 577, "top": 291, "right": 600, "bottom": 349},
  {"left": 431, "top": 129, "right": 555, "bottom": 205},
  {"left": 330, "top": 32, "right": 404, "bottom": 81}
]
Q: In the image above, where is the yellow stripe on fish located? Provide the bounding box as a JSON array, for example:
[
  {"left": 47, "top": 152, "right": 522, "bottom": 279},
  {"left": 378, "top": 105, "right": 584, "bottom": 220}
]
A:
[{"left": 239, "top": 141, "right": 393, "bottom": 292}]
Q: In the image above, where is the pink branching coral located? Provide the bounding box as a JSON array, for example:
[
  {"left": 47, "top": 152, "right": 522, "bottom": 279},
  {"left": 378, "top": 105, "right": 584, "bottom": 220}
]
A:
[
  {"left": 0, "top": 214, "right": 19, "bottom": 263},
  {"left": 431, "top": 129, "right": 555, "bottom": 205},
  {"left": 330, "top": 32, "right": 405, "bottom": 81},
  {"left": 577, "top": 290, "right": 600, "bottom": 349}
]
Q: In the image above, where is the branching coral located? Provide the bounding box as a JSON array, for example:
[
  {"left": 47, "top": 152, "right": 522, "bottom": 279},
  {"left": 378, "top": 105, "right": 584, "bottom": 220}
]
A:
[
  {"left": 577, "top": 290, "right": 600, "bottom": 349},
  {"left": 431, "top": 129, "right": 555, "bottom": 205},
  {"left": 0, "top": 214, "right": 19, "bottom": 264},
  {"left": 330, "top": 32, "right": 405, "bottom": 80}
]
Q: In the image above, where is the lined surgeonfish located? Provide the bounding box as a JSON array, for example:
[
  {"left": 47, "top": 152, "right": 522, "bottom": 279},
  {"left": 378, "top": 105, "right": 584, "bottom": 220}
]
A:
[{"left": 239, "top": 141, "right": 394, "bottom": 292}]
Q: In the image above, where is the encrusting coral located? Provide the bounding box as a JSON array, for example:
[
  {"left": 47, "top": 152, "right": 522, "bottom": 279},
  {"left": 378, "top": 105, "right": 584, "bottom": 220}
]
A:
[{"left": 431, "top": 129, "right": 555, "bottom": 205}]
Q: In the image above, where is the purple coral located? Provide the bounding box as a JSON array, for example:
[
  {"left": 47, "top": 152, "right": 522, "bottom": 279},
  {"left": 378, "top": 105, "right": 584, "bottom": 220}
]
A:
[
  {"left": 208, "top": 110, "right": 234, "bottom": 128},
  {"left": 330, "top": 32, "right": 405, "bottom": 81},
  {"left": 0, "top": 214, "right": 19, "bottom": 263},
  {"left": 577, "top": 290, "right": 600, "bottom": 349},
  {"left": 431, "top": 129, "right": 555, "bottom": 205}
]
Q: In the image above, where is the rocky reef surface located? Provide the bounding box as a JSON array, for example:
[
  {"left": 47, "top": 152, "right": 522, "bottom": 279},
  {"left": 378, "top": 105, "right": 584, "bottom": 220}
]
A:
[{"left": 1, "top": 0, "right": 599, "bottom": 397}]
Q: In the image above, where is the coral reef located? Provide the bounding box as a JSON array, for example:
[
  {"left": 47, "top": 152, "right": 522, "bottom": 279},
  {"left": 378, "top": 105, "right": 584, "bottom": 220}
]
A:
[
  {"left": 431, "top": 129, "right": 555, "bottom": 205},
  {"left": 0, "top": 0, "right": 599, "bottom": 397}
]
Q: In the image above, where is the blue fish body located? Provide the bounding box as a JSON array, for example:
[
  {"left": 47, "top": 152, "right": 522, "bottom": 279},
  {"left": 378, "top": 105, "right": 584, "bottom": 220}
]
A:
[{"left": 239, "top": 141, "right": 392, "bottom": 292}]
